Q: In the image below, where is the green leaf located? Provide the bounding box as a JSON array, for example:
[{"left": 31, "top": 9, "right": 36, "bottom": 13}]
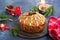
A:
[
  {"left": 44, "top": 6, "right": 55, "bottom": 17},
  {"left": 44, "top": 8, "right": 50, "bottom": 16},
  {"left": 30, "top": 6, "right": 39, "bottom": 12},
  {"left": 0, "top": 14, "right": 12, "bottom": 21},
  {"left": 0, "top": 14, "right": 12, "bottom": 19},
  {"left": 13, "top": 30, "right": 17, "bottom": 36},
  {"left": 29, "top": 6, "right": 55, "bottom": 17},
  {"left": 10, "top": 26, "right": 19, "bottom": 36},
  {"left": 48, "top": 8, "right": 52, "bottom": 16}
]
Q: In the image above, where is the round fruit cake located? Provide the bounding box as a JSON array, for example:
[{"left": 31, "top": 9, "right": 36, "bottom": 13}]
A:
[{"left": 18, "top": 12, "right": 46, "bottom": 33}]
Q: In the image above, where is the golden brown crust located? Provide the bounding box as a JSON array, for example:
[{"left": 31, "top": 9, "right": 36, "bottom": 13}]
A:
[{"left": 18, "top": 12, "right": 46, "bottom": 33}]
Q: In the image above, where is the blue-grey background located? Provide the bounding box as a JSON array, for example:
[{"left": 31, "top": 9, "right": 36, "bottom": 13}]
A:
[{"left": 0, "top": 0, "right": 60, "bottom": 40}]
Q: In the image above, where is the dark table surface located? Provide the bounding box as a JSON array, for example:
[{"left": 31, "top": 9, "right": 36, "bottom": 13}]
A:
[{"left": 0, "top": 0, "right": 60, "bottom": 40}]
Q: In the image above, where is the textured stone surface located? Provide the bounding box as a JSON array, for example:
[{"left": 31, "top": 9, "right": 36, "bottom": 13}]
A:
[{"left": 0, "top": 0, "right": 60, "bottom": 40}]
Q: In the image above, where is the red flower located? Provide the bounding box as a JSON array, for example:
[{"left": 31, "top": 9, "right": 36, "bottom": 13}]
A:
[
  {"left": 0, "top": 24, "right": 10, "bottom": 32},
  {"left": 6, "top": 5, "right": 22, "bottom": 16},
  {"left": 12, "top": 6, "right": 21, "bottom": 16},
  {"left": 48, "top": 16, "right": 60, "bottom": 40}
]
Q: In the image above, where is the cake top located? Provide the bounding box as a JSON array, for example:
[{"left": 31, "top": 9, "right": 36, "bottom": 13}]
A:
[{"left": 18, "top": 12, "right": 46, "bottom": 26}]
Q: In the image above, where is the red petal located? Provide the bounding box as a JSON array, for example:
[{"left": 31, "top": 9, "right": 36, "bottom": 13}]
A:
[
  {"left": 58, "top": 16, "right": 60, "bottom": 18},
  {"left": 6, "top": 27, "right": 10, "bottom": 30},
  {"left": 48, "top": 23, "right": 55, "bottom": 31},
  {"left": 48, "top": 16, "right": 57, "bottom": 23},
  {"left": 48, "top": 16, "right": 57, "bottom": 31},
  {"left": 4, "top": 24, "right": 6, "bottom": 28},
  {"left": 2, "top": 28, "right": 5, "bottom": 32},
  {"left": 0, "top": 24, "right": 1, "bottom": 28},
  {"left": 50, "top": 29, "right": 58, "bottom": 40},
  {"left": 15, "top": 6, "right": 20, "bottom": 10},
  {"left": 12, "top": 6, "right": 21, "bottom": 16},
  {"left": 57, "top": 16, "right": 60, "bottom": 25},
  {"left": 48, "top": 23, "right": 56, "bottom": 31},
  {"left": 15, "top": 6, "right": 21, "bottom": 15}
]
